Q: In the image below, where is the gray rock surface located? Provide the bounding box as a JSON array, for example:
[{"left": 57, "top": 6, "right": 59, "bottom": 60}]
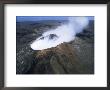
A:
[{"left": 16, "top": 20, "right": 94, "bottom": 74}]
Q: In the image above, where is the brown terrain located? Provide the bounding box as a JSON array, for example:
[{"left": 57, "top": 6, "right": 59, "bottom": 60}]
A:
[{"left": 16, "top": 20, "right": 94, "bottom": 74}]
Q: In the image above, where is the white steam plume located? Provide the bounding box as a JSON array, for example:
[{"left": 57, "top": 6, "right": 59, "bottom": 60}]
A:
[{"left": 30, "top": 17, "right": 89, "bottom": 50}]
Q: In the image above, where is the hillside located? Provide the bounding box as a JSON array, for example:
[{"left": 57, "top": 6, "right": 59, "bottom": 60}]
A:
[{"left": 16, "top": 20, "right": 94, "bottom": 74}]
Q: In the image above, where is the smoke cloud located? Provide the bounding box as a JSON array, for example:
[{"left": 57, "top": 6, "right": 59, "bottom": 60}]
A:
[{"left": 30, "top": 17, "right": 89, "bottom": 50}]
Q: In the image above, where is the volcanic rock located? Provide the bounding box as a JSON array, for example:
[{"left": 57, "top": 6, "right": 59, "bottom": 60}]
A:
[
  {"left": 16, "top": 20, "right": 94, "bottom": 74},
  {"left": 32, "top": 42, "right": 85, "bottom": 74},
  {"left": 49, "top": 34, "right": 58, "bottom": 40}
]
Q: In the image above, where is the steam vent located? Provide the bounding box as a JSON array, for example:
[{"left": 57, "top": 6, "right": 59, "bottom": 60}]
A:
[
  {"left": 16, "top": 17, "right": 94, "bottom": 74},
  {"left": 16, "top": 37, "right": 94, "bottom": 74}
]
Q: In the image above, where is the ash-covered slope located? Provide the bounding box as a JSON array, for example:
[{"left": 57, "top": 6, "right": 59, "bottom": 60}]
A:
[
  {"left": 32, "top": 43, "right": 82, "bottom": 74},
  {"left": 16, "top": 20, "right": 94, "bottom": 74}
]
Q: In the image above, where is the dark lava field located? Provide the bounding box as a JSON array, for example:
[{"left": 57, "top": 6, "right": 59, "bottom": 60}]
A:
[{"left": 16, "top": 20, "right": 94, "bottom": 74}]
